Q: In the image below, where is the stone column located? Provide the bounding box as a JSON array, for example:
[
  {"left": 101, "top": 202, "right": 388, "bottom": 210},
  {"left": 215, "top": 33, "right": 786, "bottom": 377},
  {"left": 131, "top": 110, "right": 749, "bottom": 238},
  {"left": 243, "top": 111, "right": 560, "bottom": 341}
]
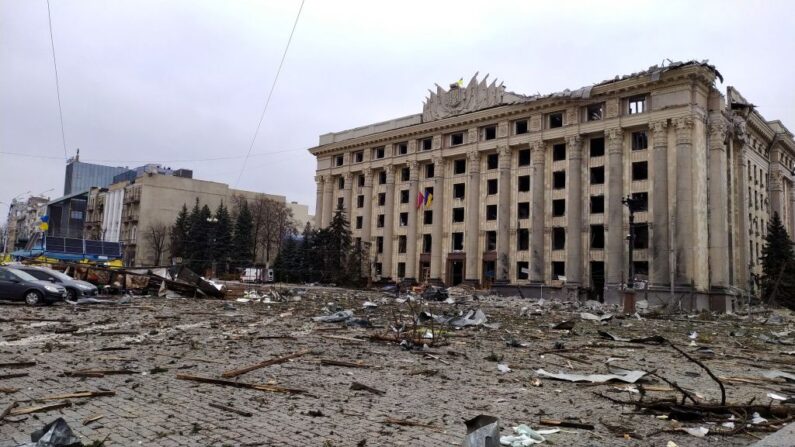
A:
[
  {"left": 465, "top": 150, "right": 481, "bottom": 285},
  {"left": 606, "top": 128, "right": 624, "bottom": 293},
  {"left": 362, "top": 168, "right": 374, "bottom": 274},
  {"left": 430, "top": 156, "right": 445, "bottom": 283},
  {"left": 674, "top": 117, "right": 694, "bottom": 285},
  {"left": 314, "top": 175, "right": 324, "bottom": 228},
  {"left": 566, "top": 136, "right": 583, "bottom": 286},
  {"left": 650, "top": 120, "right": 670, "bottom": 287},
  {"left": 497, "top": 145, "right": 512, "bottom": 282},
  {"left": 770, "top": 170, "right": 784, "bottom": 220},
  {"left": 708, "top": 119, "right": 730, "bottom": 288},
  {"left": 530, "top": 141, "right": 545, "bottom": 283},
  {"left": 735, "top": 140, "right": 750, "bottom": 289},
  {"left": 405, "top": 161, "right": 419, "bottom": 282},
  {"left": 382, "top": 167, "right": 395, "bottom": 279},
  {"left": 790, "top": 187, "right": 795, "bottom": 238},
  {"left": 321, "top": 174, "right": 333, "bottom": 228},
  {"left": 342, "top": 172, "right": 353, "bottom": 221}
]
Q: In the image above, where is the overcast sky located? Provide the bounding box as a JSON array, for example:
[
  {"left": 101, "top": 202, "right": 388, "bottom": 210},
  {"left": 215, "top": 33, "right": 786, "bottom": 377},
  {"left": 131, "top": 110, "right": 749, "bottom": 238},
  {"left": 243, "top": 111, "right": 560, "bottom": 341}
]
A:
[{"left": 2, "top": 0, "right": 794, "bottom": 219}]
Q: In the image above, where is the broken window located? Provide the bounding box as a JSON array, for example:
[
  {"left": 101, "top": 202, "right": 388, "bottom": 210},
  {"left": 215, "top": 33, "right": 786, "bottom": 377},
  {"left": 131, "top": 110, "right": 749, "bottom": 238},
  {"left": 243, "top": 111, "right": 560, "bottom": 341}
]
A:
[
  {"left": 591, "top": 225, "right": 605, "bottom": 249},
  {"left": 586, "top": 103, "right": 603, "bottom": 121},
  {"left": 397, "top": 262, "right": 406, "bottom": 278},
  {"left": 355, "top": 216, "right": 363, "bottom": 229},
  {"left": 376, "top": 236, "right": 384, "bottom": 253},
  {"left": 375, "top": 262, "right": 382, "bottom": 275},
  {"left": 336, "top": 155, "right": 344, "bottom": 166},
  {"left": 627, "top": 95, "right": 646, "bottom": 115},
  {"left": 483, "top": 125, "right": 497, "bottom": 141},
  {"left": 549, "top": 112, "right": 563, "bottom": 129},
  {"left": 518, "top": 175, "right": 530, "bottom": 192},
  {"left": 633, "top": 261, "right": 649, "bottom": 277},
  {"left": 425, "top": 163, "right": 435, "bottom": 178},
  {"left": 517, "top": 261, "right": 529, "bottom": 280},
  {"left": 397, "top": 142, "right": 408, "bottom": 155},
  {"left": 338, "top": 176, "right": 345, "bottom": 189},
  {"left": 373, "top": 146, "right": 385, "bottom": 159},
  {"left": 552, "top": 227, "right": 565, "bottom": 250},
  {"left": 590, "top": 166, "right": 605, "bottom": 184},
  {"left": 632, "top": 161, "right": 648, "bottom": 181},
  {"left": 486, "top": 204, "right": 497, "bottom": 221},
  {"left": 515, "top": 120, "right": 528, "bottom": 135},
  {"left": 424, "top": 186, "right": 434, "bottom": 198},
  {"left": 450, "top": 132, "right": 464, "bottom": 146},
  {"left": 401, "top": 167, "right": 410, "bottom": 182},
  {"left": 518, "top": 149, "right": 531, "bottom": 166},
  {"left": 453, "top": 183, "right": 466, "bottom": 199},
  {"left": 591, "top": 195, "right": 604, "bottom": 214},
  {"left": 487, "top": 153, "right": 498, "bottom": 170},
  {"left": 590, "top": 137, "right": 605, "bottom": 157},
  {"left": 487, "top": 178, "right": 498, "bottom": 195},
  {"left": 398, "top": 235, "right": 407, "bottom": 253},
  {"left": 451, "top": 232, "right": 464, "bottom": 251},
  {"left": 517, "top": 228, "right": 529, "bottom": 251},
  {"left": 376, "top": 214, "right": 385, "bottom": 228},
  {"left": 379, "top": 171, "right": 386, "bottom": 185},
  {"left": 552, "top": 261, "right": 565, "bottom": 280},
  {"left": 378, "top": 193, "right": 386, "bottom": 206},
  {"left": 337, "top": 197, "right": 344, "bottom": 208},
  {"left": 633, "top": 223, "right": 649, "bottom": 249},
  {"left": 421, "top": 138, "right": 433, "bottom": 151},
  {"left": 453, "top": 158, "right": 467, "bottom": 174},
  {"left": 399, "top": 212, "right": 408, "bottom": 227},
  {"left": 400, "top": 190, "right": 409, "bottom": 204},
  {"left": 631, "top": 131, "right": 648, "bottom": 151},
  {"left": 486, "top": 231, "right": 497, "bottom": 251},
  {"left": 518, "top": 202, "right": 530, "bottom": 219},
  {"left": 631, "top": 191, "right": 649, "bottom": 212},
  {"left": 422, "top": 234, "right": 432, "bottom": 253},
  {"left": 452, "top": 207, "right": 465, "bottom": 223},
  {"left": 354, "top": 151, "right": 364, "bottom": 163},
  {"left": 357, "top": 195, "right": 364, "bottom": 208},
  {"left": 424, "top": 210, "right": 433, "bottom": 225},
  {"left": 552, "top": 199, "right": 565, "bottom": 217},
  {"left": 358, "top": 174, "right": 365, "bottom": 187},
  {"left": 553, "top": 143, "right": 566, "bottom": 161},
  {"left": 553, "top": 170, "right": 566, "bottom": 189}
]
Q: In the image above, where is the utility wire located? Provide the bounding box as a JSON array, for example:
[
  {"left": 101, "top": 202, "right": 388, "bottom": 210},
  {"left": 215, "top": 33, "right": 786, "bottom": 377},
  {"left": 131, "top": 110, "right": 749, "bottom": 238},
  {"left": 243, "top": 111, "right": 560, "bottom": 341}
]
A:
[
  {"left": 234, "top": 0, "right": 305, "bottom": 187},
  {"left": 46, "top": 0, "right": 68, "bottom": 161},
  {"left": 0, "top": 146, "right": 307, "bottom": 164}
]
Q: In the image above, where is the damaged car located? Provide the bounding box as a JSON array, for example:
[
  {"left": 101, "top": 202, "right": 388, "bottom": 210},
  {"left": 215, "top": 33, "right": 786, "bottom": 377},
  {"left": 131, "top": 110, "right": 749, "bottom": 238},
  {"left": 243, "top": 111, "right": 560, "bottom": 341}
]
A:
[{"left": 0, "top": 266, "right": 67, "bottom": 305}]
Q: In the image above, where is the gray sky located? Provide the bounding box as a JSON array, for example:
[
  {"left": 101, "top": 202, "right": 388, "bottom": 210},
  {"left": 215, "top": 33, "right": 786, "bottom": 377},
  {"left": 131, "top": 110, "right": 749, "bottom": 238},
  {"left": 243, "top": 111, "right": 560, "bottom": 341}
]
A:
[{"left": 2, "top": 0, "right": 794, "bottom": 218}]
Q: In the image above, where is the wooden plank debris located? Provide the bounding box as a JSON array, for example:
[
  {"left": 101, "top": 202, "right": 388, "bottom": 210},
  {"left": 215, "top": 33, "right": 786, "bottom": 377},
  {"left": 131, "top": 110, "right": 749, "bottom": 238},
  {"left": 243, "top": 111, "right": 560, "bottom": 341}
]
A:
[
  {"left": 82, "top": 415, "right": 105, "bottom": 425},
  {"left": 319, "top": 359, "right": 373, "bottom": 368},
  {"left": 9, "top": 401, "right": 71, "bottom": 416},
  {"left": 350, "top": 382, "right": 385, "bottom": 395},
  {"left": 64, "top": 369, "right": 138, "bottom": 378},
  {"left": 209, "top": 402, "right": 253, "bottom": 417},
  {"left": 540, "top": 419, "right": 595, "bottom": 430},
  {"left": 42, "top": 390, "right": 115, "bottom": 400},
  {"left": 221, "top": 349, "right": 311, "bottom": 378},
  {"left": 0, "top": 401, "right": 18, "bottom": 420},
  {"left": 0, "top": 361, "right": 36, "bottom": 368},
  {"left": 175, "top": 374, "right": 306, "bottom": 394},
  {"left": 0, "top": 387, "right": 20, "bottom": 394},
  {"left": 0, "top": 373, "right": 29, "bottom": 380}
]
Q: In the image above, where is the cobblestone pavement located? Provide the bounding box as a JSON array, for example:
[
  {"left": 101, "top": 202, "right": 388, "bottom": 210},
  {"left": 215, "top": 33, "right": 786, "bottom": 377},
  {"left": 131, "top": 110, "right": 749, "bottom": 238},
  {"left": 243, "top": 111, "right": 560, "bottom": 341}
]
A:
[{"left": 0, "top": 287, "right": 793, "bottom": 446}]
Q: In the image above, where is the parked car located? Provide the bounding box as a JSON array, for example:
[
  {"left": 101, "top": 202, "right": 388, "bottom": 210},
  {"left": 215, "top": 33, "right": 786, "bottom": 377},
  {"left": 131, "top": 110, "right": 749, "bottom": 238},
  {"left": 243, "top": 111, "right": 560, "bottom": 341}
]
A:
[
  {"left": 15, "top": 265, "right": 99, "bottom": 300},
  {"left": 0, "top": 266, "right": 67, "bottom": 305}
]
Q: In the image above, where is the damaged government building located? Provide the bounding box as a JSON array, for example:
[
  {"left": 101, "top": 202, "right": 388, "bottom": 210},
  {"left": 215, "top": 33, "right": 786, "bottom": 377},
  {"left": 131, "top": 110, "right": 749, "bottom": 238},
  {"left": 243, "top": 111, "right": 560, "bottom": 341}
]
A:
[{"left": 308, "top": 61, "right": 795, "bottom": 311}]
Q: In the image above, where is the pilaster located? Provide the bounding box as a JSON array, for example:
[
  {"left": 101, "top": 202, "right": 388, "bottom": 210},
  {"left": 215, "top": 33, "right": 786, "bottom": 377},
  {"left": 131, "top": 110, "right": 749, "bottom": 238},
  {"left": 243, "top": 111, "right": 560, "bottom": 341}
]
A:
[
  {"left": 342, "top": 172, "right": 353, "bottom": 220},
  {"left": 497, "top": 145, "right": 512, "bottom": 282},
  {"left": 314, "top": 175, "right": 324, "bottom": 229},
  {"left": 405, "top": 160, "right": 419, "bottom": 282},
  {"left": 708, "top": 118, "right": 730, "bottom": 288},
  {"left": 530, "top": 140, "right": 545, "bottom": 283},
  {"left": 361, "top": 169, "right": 373, "bottom": 275},
  {"left": 674, "top": 116, "right": 694, "bottom": 285},
  {"left": 321, "top": 174, "right": 333, "bottom": 228},
  {"left": 650, "top": 120, "right": 670, "bottom": 287},
  {"left": 430, "top": 156, "right": 445, "bottom": 283},
  {"left": 566, "top": 135, "right": 583, "bottom": 286},
  {"left": 382, "top": 167, "right": 395, "bottom": 279},
  {"left": 465, "top": 150, "right": 481, "bottom": 284},
  {"left": 605, "top": 127, "right": 624, "bottom": 299}
]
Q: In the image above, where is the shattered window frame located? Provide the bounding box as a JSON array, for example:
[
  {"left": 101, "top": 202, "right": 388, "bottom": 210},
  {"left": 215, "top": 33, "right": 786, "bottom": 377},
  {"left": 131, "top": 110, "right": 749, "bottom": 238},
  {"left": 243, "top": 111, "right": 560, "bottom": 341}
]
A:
[
  {"left": 515, "top": 119, "right": 528, "bottom": 135},
  {"left": 552, "top": 143, "right": 566, "bottom": 161},
  {"left": 397, "top": 142, "right": 408, "bottom": 155},
  {"left": 518, "top": 202, "right": 530, "bottom": 219},
  {"left": 425, "top": 163, "right": 435, "bottom": 178},
  {"left": 487, "top": 178, "right": 498, "bottom": 195},
  {"left": 552, "top": 199, "right": 565, "bottom": 217},
  {"left": 590, "top": 224, "right": 605, "bottom": 249},
  {"left": 517, "top": 261, "right": 529, "bottom": 280},
  {"left": 631, "top": 131, "right": 648, "bottom": 151},
  {"left": 627, "top": 95, "right": 647, "bottom": 115},
  {"left": 487, "top": 153, "right": 498, "bottom": 170},
  {"left": 423, "top": 209, "right": 433, "bottom": 225},
  {"left": 552, "top": 170, "right": 566, "bottom": 189},
  {"left": 373, "top": 146, "right": 385, "bottom": 159},
  {"left": 453, "top": 182, "right": 466, "bottom": 199},
  {"left": 422, "top": 234, "right": 432, "bottom": 253},
  {"left": 486, "top": 230, "right": 497, "bottom": 251},
  {"left": 451, "top": 232, "right": 464, "bottom": 251},
  {"left": 586, "top": 103, "right": 604, "bottom": 121},
  {"left": 376, "top": 214, "right": 385, "bottom": 228},
  {"left": 486, "top": 204, "right": 497, "bottom": 221},
  {"left": 354, "top": 150, "right": 364, "bottom": 163},
  {"left": 335, "top": 155, "right": 344, "bottom": 166},
  {"left": 450, "top": 132, "right": 465, "bottom": 146},
  {"left": 482, "top": 125, "right": 497, "bottom": 141},
  {"left": 518, "top": 149, "right": 531, "bottom": 166},
  {"left": 590, "top": 137, "right": 605, "bottom": 157},
  {"left": 355, "top": 215, "right": 363, "bottom": 229},
  {"left": 398, "top": 235, "right": 407, "bottom": 253},
  {"left": 400, "top": 189, "right": 410, "bottom": 204},
  {"left": 552, "top": 227, "right": 565, "bottom": 250},
  {"left": 399, "top": 212, "right": 408, "bottom": 227},
  {"left": 453, "top": 158, "right": 467, "bottom": 175},
  {"left": 452, "top": 207, "right": 465, "bottom": 223},
  {"left": 590, "top": 195, "right": 605, "bottom": 214},
  {"left": 378, "top": 193, "right": 386, "bottom": 206},
  {"left": 548, "top": 112, "right": 564, "bottom": 129},
  {"left": 518, "top": 175, "right": 530, "bottom": 192},
  {"left": 421, "top": 137, "right": 433, "bottom": 151},
  {"left": 552, "top": 261, "right": 565, "bottom": 279},
  {"left": 590, "top": 166, "right": 605, "bottom": 184},
  {"left": 517, "top": 228, "right": 529, "bottom": 251},
  {"left": 631, "top": 161, "right": 649, "bottom": 181}
]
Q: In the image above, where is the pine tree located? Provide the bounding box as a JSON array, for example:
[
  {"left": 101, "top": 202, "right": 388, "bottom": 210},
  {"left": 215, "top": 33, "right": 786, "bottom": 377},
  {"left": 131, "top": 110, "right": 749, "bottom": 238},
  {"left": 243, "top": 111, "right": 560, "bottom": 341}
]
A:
[
  {"left": 232, "top": 200, "right": 254, "bottom": 268},
  {"left": 326, "top": 202, "right": 352, "bottom": 285},
  {"left": 214, "top": 202, "right": 233, "bottom": 274},
  {"left": 185, "top": 199, "right": 202, "bottom": 269},
  {"left": 761, "top": 212, "right": 795, "bottom": 308},
  {"left": 170, "top": 204, "right": 190, "bottom": 261}
]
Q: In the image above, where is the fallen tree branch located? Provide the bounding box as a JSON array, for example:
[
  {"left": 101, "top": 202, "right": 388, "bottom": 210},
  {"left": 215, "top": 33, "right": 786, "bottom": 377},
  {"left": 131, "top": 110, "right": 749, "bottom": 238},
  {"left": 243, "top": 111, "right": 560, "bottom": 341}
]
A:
[
  {"left": 668, "top": 341, "right": 726, "bottom": 406},
  {"left": 221, "top": 349, "right": 311, "bottom": 378}
]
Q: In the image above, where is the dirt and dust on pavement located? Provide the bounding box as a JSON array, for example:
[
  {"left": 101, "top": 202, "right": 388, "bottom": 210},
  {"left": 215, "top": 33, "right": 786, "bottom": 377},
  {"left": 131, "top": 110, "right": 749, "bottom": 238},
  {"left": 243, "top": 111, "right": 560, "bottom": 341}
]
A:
[{"left": 1, "top": 283, "right": 794, "bottom": 446}]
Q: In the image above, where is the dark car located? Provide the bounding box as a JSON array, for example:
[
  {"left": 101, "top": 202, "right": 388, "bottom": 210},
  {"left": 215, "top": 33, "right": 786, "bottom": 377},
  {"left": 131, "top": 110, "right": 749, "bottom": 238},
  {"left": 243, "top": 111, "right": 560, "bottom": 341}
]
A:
[
  {"left": 0, "top": 266, "right": 67, "bottom": 305},
  {"left": 15, "top": 266, "right": 99, "bottom": 301}
]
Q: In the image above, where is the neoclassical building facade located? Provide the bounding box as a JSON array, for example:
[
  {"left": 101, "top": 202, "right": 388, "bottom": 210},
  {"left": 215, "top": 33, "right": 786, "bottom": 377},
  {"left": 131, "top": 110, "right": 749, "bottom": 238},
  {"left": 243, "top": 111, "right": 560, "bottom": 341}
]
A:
[{"left": 309, "top": 62, "right": 795, "bottom": 310}]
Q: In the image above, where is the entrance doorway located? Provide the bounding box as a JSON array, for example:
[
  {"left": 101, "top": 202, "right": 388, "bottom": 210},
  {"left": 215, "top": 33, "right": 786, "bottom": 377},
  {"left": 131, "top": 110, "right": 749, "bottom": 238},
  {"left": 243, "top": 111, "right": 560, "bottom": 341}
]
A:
[
  {"left": 419, "top": 262, "right": 430, "bottom": 283},
  {"left": 482, "top": 260, "right": 495, "bottom": 289},
  {"left": 590, "top": 261, "right": 605, "bottom": 302},
  {"left": 446, "top": 259, "right": 465, "bottom": 286}
]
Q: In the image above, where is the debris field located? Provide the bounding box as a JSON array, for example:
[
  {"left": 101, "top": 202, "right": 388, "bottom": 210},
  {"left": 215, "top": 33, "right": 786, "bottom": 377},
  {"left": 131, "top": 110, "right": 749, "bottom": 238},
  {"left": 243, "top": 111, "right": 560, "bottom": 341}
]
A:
[{"left": 1, "top": 286, "right": 794, "bottom": 446}]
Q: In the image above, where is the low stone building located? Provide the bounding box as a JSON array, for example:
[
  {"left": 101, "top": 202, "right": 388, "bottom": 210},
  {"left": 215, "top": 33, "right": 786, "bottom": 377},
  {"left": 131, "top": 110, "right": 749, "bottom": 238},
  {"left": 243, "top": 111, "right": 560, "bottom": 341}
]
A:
[{"left": 309, "top": 61, "right": 795, "bottom": 310}]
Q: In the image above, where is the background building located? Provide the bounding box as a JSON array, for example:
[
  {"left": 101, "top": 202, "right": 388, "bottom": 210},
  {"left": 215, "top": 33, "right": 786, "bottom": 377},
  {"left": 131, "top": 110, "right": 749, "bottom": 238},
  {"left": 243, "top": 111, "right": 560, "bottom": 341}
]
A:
[
  {"left": 309, "top": 61, "right": 795, "bottom": 311},
  {"left": 63, "top": 151, "right": 128, "bottom": 195},
  {"left": 4, "top": 196, "right": 49, "bottom": 252}
]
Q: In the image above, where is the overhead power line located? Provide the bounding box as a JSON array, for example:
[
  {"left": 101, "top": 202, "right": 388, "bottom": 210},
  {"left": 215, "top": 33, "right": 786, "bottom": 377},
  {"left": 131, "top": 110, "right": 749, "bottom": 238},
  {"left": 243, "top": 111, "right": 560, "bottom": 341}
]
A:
[
  {"left": 234, "top": 0, "right": 306, "bottom": 187},
  {"left": 46, "top": 0, "right": 68, "bottom": 161},
  {"left": 0, "top": 146, "right": 307, "bottom": 164}
]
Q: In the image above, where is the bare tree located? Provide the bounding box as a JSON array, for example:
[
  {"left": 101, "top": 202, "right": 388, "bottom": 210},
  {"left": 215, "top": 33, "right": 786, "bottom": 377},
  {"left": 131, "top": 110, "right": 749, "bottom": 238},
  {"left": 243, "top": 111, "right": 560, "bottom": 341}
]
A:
[
  {"left": 248, "top": 197, "right": 297, "bottom": 266},
  {"left": 145, "top": 221, "right": 169, "bottom": 265}
]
